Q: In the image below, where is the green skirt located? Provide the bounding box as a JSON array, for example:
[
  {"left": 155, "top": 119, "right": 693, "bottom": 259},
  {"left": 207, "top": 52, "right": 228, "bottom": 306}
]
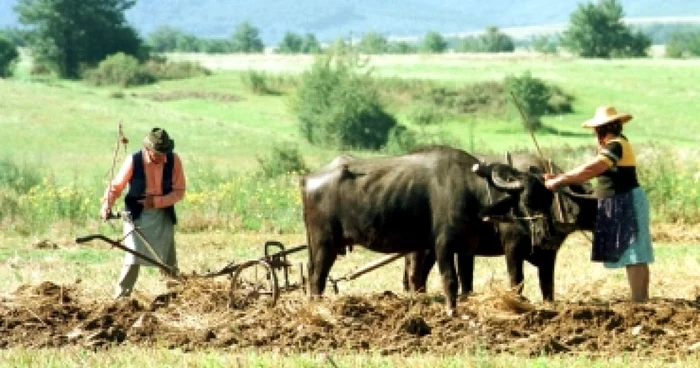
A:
[{"left": 601, "top": 187, "right": 655, "bottom": 268}]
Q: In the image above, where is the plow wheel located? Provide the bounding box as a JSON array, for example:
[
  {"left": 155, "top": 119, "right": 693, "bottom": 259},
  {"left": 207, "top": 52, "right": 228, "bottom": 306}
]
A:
[{"left": 229, "top": 260, "right": 279, "bottom": 308}]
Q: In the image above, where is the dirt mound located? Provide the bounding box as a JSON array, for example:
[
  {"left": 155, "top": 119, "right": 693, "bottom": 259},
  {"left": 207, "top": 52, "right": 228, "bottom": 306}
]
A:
[
  {"left": 138, "top": 91, "right": 241, "bottom": 103},
  {"left": 652, "top": 223, "right": 700, "bottom": 243},
  {"left": 2, "top": 280, "right": 700, "bottom": 357}
]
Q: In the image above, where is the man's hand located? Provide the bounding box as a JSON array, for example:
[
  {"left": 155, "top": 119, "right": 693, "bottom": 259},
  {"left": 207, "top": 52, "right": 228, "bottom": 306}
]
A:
[
  {"left": 138, "top": 195, "right": 156, "bottom": 209},
  {"left": 100, "top": 206, "right": 111, "bottom": 221}
]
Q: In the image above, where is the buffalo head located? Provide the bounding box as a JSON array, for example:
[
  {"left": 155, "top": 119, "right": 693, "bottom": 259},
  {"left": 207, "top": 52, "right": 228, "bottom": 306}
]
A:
[{"left": 472, "top": 162, "right": 597, "bottom": 234}]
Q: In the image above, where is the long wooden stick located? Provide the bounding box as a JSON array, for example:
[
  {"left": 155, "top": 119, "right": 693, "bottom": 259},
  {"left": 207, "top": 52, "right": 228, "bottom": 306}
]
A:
[
  {"left": 106, "top": 122, "right": 128, "bottom": 183},
  {"left": 509, "top": 92, "right": 551, "bottom": 173},
  {"left": 510, "top": 92, "right": 566, "bottom": 223}
]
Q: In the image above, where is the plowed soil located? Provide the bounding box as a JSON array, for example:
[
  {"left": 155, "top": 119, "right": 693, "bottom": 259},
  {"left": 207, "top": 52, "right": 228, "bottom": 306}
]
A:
[{"left": 2, "top": 278, "right": 700, "bottom": 358}]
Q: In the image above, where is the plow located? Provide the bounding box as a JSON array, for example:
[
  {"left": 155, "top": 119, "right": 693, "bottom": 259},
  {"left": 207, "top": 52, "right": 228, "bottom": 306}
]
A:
[{"left": 76, "top": 210, "right": 407, "bottom": 308}]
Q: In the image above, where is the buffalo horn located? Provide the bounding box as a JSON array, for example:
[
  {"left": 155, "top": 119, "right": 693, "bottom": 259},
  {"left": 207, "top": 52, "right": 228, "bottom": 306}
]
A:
[{"left": 491, "top": 165, "right": 524, "bottom": 191}]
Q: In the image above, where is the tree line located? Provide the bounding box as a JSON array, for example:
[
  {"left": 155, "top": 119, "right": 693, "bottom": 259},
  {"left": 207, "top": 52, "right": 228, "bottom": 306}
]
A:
[{"left": 3, "top": 0, "right": 700, "bottom": 80}]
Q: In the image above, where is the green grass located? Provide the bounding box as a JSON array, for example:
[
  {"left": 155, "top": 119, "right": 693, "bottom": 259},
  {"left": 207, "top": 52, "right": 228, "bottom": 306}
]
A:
[
  {"left": 4, "top": 55, "right": 700, "bottom": 178},
  {"left": 2, "top": 53, "right": 700, "bottom": 234},
  {"left": 1, "top": 347, "right": 696, "bottom": 367}
]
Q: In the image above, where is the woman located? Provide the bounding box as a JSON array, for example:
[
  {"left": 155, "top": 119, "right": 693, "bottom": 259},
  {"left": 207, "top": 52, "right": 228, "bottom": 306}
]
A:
[{"left": 544, "top": 106, "right": 654, "bottom": 302}]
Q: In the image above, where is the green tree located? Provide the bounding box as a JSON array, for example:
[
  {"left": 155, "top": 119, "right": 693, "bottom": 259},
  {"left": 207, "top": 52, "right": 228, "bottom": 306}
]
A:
[
  {"left": 0, "top": 27, "right": 27, "bottom": 47},
  {"left": 231, "top": 21, "right": 264, "bottom": 53},
  {"left": 421, "top": 31, "right": 448, "bottom": 53},
  {"left": 530, "top": 35, "right": 559, "bottom": 54},
  {"left": 328, "top": 36, "right": 352, "bottom": 55},
  {"left": 358, "top": 32, "right": 388, "bottom": 54},
  {"left": 387, "top": 41, "right": 417, "bottom": 54},
  {"left": 561, "top": 0, "right": 650, "bottom": 58},
  {"left": 455, "top": 36, "right": 482, "bottom": 52},
  {"left": 0, "top": 37, "right": 19, "bottom": 77},
  {"left": 201, "top": 38, "right": 232, "bottom": 54},
  {"left": 15, "top": 0, "right": 144, "bottom": 78},
  {"left": 455, "top": 27, "right": 515, "bottom": 53},
  {"left": 277, "top": 31, "right": 303, "bottom": 54},
  {"left": 665, "top": 31, "right": 700, "bottom": 58},
  {"left": 175, "top": 33, "right": 201, "bottom": 52},
  {"left": 480, "top": 26, "right": 514, "bottom": 52},
  {"left": 147, "top": 26, "right": 183, "bottom": 52},
  {"left": 300, "top": 33, "right": 322, "bottom": 54}
]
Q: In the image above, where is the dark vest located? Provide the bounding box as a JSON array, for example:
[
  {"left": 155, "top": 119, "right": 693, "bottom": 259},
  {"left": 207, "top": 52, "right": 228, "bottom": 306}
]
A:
[{"left": 124, "top": 151, "right": 177, "bottom": 224}]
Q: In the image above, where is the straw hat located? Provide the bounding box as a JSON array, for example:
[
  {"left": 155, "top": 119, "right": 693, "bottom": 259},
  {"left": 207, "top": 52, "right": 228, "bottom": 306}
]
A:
[{"left": 581, "top": 106, "right": 633, "bottom": 128}]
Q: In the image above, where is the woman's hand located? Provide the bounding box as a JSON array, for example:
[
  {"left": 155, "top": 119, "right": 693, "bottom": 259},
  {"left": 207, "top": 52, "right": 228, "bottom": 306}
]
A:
[{"left": 544, "top": 174, "right": 562, "bottom": 191}]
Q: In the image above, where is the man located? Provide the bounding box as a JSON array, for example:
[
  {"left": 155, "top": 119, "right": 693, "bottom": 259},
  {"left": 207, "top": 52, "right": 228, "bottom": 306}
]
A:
[{"left": 100, "top": 127, "right": 186, "bottom": 298}]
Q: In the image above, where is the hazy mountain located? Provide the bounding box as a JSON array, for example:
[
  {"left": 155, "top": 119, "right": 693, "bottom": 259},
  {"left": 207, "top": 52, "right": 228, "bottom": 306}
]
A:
[{"left": 1, "top": 0, "right": 699, "bottom": 44}]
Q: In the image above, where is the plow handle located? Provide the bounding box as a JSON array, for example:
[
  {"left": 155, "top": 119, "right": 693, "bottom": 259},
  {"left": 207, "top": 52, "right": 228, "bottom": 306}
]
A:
[
  {"left": 342, "top": 253, "right": 407, "bottom": 282},
  {"left": 75, "top": 234, "right": 177, "bottom": 277}
]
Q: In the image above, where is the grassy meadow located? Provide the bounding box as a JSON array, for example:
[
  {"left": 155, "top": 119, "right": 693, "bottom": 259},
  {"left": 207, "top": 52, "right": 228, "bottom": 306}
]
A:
[
  {"left": 1, "top": 52, "right": 699, "bottom": 235},
  {"left": 1, "top": 52, "right": 700, "bottom": 366}
]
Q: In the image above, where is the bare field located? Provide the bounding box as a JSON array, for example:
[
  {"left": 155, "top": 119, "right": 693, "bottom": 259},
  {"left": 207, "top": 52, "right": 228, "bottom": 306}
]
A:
[{"left": 1, "top": 229, "right": 699, "bottom": 359}]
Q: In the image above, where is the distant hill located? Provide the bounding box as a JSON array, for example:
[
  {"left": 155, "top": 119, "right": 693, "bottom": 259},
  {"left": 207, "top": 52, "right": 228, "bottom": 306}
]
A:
[{"left": 1, "top": 0, "right": 700, "bottom": 44}]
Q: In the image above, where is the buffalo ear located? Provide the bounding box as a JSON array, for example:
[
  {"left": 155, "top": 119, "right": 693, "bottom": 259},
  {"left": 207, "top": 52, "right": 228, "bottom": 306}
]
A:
[
  {"left": 528, "top": 165, "right": 544, "bottom": 175},
  {"left": 527, "top": 165, "right": 546, "bottom": 182},
  {"left": 553, "top": 222, "right": 580, "bottom": 233},
  {"left": 479, "top": 196, "right": 516, "bottom": 221},
  {"left": 472, "top": 163, "right": 491, "bottom": 178}
]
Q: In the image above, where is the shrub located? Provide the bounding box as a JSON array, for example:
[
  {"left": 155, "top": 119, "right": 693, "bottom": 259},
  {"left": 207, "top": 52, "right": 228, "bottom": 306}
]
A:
[
  {"left": 415, "top": 82, "right": 506, "bottom": 117},
  {"left": 109, "top": 90, "right": 125, "bottom": 99},
  {"left": 383, "top": 125, "right": 420, "bottom": 154},
  {"left": 0, "top": 36, "right": 18, "bottom": 77},
  {"left": 383, "top": 125, "right": 459, "bottom": 155},
  {"left": 505, "top": 71, "right": 552, "bottom": 131},
  {"left": 30, "top": 63, "right": 52, "bottom": 76},
  {"left": 0, "top": 157, "right": 42, "bottom": 193},
  {"left": 0, "top": 157, "right": 48, "bottom": 233},
  {"left": 84, "top": 52, "right": 155, "bottom": 87},
  {"left": 144, "top": 59, "right": 211, "bottom": 80},
  {"left": 545, "top": 85, "right": 575, "bottom": 114},
  {"left": 256, "top": 144, "right": 308, "bottom": 178},
  {"left": 407, "top": 105, "right": 444, "bottom": 126},
  {"left": 294, "top": 51, "right": 397, "bottom": 150},
  {"left": 241, "top": 70, "right": 272, "bottom": 94}
]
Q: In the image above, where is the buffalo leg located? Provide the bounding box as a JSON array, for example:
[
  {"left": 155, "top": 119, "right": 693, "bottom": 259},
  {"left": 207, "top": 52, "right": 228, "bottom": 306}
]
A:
[
  {"left": 403, "top": 250, "right": 431, "bottom": 292},
  {"left": 402, "top": 257, "right": 411, "bottom": 292},
  {"left": 504, "top": 244, "right": 525, "bottom": 295},
  {"left": 535, "top": 250, "right": 557, "bottom": 301},
  {"left": 456, "top": 253, "right": 475, "bottom": 296},
  {"left": 420, "top": 248, "right": 436, "bottom": 290},
  {"left": 307, "top": 238, "right": 338, "bottom": 297},
  {"left": 435, "top": 239, "right": 459, "bottom": 314}
]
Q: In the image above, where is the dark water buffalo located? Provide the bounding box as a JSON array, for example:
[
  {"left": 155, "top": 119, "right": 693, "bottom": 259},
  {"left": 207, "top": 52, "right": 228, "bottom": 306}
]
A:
[
  {"left": 299, "top": 145, "right": 593, "bottom": 314},
  {"left": 403, "top": 153, "right": 597, "bottom": 301}
]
